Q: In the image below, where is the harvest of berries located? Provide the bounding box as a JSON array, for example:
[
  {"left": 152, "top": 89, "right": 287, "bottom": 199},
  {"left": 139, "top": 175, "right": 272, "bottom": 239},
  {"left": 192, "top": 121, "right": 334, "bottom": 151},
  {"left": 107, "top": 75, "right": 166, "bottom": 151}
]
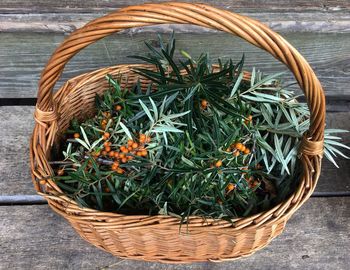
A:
[{"left": 53, "top": 33, "right": 349, "bottom": 220}]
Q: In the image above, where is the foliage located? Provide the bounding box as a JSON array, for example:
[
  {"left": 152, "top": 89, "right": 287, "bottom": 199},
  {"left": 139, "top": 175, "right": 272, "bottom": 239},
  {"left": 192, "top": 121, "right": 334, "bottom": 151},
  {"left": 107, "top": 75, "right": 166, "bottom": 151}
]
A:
[{"left": 52, "top": 33, "right": 349, "bottom": 220}]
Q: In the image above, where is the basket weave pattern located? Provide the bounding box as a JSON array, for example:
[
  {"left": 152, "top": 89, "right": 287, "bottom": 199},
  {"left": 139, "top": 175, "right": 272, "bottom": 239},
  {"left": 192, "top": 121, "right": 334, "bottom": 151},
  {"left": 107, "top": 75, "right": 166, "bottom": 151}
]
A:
[{"left": 30, "top": 2, "right": 326, "bottom": 263}]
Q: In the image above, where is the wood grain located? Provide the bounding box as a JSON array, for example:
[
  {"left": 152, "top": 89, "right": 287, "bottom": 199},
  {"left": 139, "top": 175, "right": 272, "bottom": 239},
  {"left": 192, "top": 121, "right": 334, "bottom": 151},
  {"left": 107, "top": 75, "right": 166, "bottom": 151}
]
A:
[
  {"left": 0, "top": 32, "right": 349, "bottom": 98},
  {"left": 0, "top": 106, "right": 349, "bottom": 196},
  {"left": 0, "top": 197, "right": 349, "bottom": 269},
  {"left": 2, "top": 12, "right": 350, "bottom": 33},
  {"left": 1, "top": 0, "right": 349, "bottom": 13}
]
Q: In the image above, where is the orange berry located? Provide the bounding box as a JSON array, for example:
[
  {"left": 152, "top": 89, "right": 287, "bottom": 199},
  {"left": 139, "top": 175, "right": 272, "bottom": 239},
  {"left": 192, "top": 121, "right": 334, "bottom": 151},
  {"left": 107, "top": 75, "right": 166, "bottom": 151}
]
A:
[
  {"left": 121, "top": 147, "right": 129, "bottom": 153},
  {"left": 226, "top": 147, "right": 231, "bottom": 152},
  {"left": 243, "top": 148, "right": 251, "bottom": 155},
  {"left": 121, "top": 157, "right": 127, "bottom": 163},
  {"left": 235, "top": 143, "right": 244, "bottom": 151},
  {"left": 233, "top": 151, "right": 240, "bottom": 157},
  {"left": 111, "top": 164, "right": 118, "bottom": 170},
  {"left": 114, "top": 152, "right": 120, "bottom": 158},
  {"left": 201, "top": 99, "right": 208, "bottom": 108},
  {"left": 248, "top": 115, "right": 253, "bottom": 121},
  {"left": 119, "top": 153, "right": 126, "bottom": 159},
  {"left": 141, "top": 150, "right": 148, "bottom": 157},
  {"left": 104, "top": 187, "right": 110, "bottom": 193},
  {"left": 117, "top": 168, "right": 124, "bottom": 174},
  {"left": 73, "top": 133, "right": 80, "bottom": 138},
  {"left": 109, "top": 151, "right": 115, "bottom": 157},
  {"left": 139, "top": 134, "right": 146, "bottom": 140},
  {"left": 128, "top": 146, "right": 133, "bottom": 151},
  {"left": 104, "top": 132, "right": 110, "bottom": 139},
  {"left": 132, "top": 142, "right": 139, "bottom": 149},
  {"left": 39, "top": 179, "right": 46, "bottom": 185},
  {"left": 101, "top": 150, "right": 107, "bottom": 156},
  {"left": 113, "top": 161, "right": 120, "bottom": 167},
  {"left": 101, "top": 119, "right": 107, "bottom": 125},
  {"left": 103, "top": 141, "right": 110, "bottom": 147},
  {"left": 127, "top": 156, "right": 133, "bottom": 161},
  {"left": 115, "top": 105, "right": 122, "bottom": 111},
  {"left": 146, "top": 136, "right": 151, "bottom": 143},
  {"left": 136, "top": 151, "right": 143, "bottom": 157},
  {"left": 215, "top": 160, "right": 223, "bottom": 167},
  {"left": 57, "top": 168, "right": 64, "bottom": 176},
  {"left": 105, "top": 146, "right": 111, "bottom": 152},
  {"left": 226, "top": 183, "right": 235, "bottom": 191},
  {"left": 240, "top": 145, "right": 246, "bottom": 152},
  {"left": 127, "top": 140, "right": 133, "bottom": 146}
]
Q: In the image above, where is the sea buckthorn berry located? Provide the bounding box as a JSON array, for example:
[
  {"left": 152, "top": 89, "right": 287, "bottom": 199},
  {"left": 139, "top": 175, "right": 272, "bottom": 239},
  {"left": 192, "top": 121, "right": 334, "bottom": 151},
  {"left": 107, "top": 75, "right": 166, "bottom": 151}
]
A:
[
  {"left": 244, "top": 148, "right": 251, "bottom": 155},
  {"left": 146, "top": 136, "right": 151, "bottom": 143},
  {"left": 114, "top": 152, "right": 120, "bottom": 158},
  {"left": 121, "top": 157, "right": 127, "bottom": 163},
  {"left": 111, "top": 164, "right": 118, "bottom": 171},
  {"left": 226, "top": 183, "right": 235, "bottom": 191},
  {"left": 103, "top": 141, "right": 110, "bottom": 147},
  {"left": 136, "top": 151, "right": 143, "bottom": 157},
  {"left": 105, "top": 146, "right": 111, "bottom": 152},
  {"left": 141, "top": 150, "right": 148, "bottom": 157},
  {"left": 128, "top": 146, "right": 133, "bottom": 151},
  {"left": 127, "top": 156, "right": 133, "bottom": 161},
  {"left": 132, "top": 142, "right": 139, "bottom": 149},
  {"left": 57, "top": 168, "right": 65, "bottom": 176},
  {"left": 109, "top": 151, "right": 115, "bottom": 157},
  {"left": 101, "top": 119, "right": 107, "bottom": 125},
  {"left": 113, "top": 161, "right": 120, "bottom": 167},
  {"left": 119, "top": 153, "right": 126, "bottom": 159},
  {"left": 240, "top": 145, "right": 246, "bottom": 152},
  {"left": 215, "top": 160, "right": 223, "bottom": 167},
  {"left": 248, "top": 115, "right": 253, "bottom": 121},
  {"left": 127, "top": 140, "right": 133, "bottom": 146},
  {"left": 117, "top": 168, "right": 124, "bottom": 174},
  {"left": 101, "top": 150, "right": 107, "bottom": 156},
  {"left": 115, "top": 105, "right": 122, "bottom": 111},
  {"left": 121, "top": 147, "right": 129, "bottom": 154},
  {"left": 39, "top": 179, "right": 46, "bottom": 185},
  {"left": 139, "top": 134, "right": 146, "bottom": 143},
  {"left": 233, "top": 151, "right": 240, "bottom": 157},
  {"left": 235, "top": 143, "right": 244, "bottom": 151},
  {"left": 73, "top": 133, "right": 80, "bottom": 138},
  {"left": 104, "top": 187, "right": 110, "bottom": 193},
  {"left": 104, "top": 132, "right": 110, "bottom": 139},
  {"left": 201, "top": 99, "right": 208, "bottom": 109},
  {"left": 226, "top": 147, "right": 231, "bottom": 152}
]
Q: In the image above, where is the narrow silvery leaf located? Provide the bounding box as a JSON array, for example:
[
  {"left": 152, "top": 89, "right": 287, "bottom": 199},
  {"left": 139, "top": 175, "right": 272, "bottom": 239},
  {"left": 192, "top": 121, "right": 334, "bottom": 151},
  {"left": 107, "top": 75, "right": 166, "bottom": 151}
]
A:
[
  {"left": 139, "top": 99, "right": 154, "bottom": 123},
  {"left": 149, "top": 97, "right": 159, "bottom": 121},
  {"left": 74, "top": 138, "right": 90, "bottom": 150},
  {"left": 80, "top": 127, "right": 91, "bottom": 148},
  {"left": 230, "top": 72, "right": 243, "bottom": 97},
  {"left": 119, "top": 122, "right": 133, "bottom": 140}
]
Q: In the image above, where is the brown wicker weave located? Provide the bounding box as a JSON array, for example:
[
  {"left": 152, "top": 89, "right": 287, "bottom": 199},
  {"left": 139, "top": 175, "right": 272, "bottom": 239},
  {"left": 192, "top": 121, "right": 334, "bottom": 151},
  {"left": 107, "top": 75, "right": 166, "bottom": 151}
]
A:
[{"left": 30, "top": 2, "right": 326, "bottom": 263}]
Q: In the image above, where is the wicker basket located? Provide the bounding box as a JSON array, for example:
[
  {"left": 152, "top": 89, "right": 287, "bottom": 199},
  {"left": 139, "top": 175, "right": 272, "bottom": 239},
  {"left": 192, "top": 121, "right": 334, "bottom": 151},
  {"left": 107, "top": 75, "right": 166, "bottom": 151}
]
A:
[{"left": 30, "top": 2, "right": 326, "bottom": 263}]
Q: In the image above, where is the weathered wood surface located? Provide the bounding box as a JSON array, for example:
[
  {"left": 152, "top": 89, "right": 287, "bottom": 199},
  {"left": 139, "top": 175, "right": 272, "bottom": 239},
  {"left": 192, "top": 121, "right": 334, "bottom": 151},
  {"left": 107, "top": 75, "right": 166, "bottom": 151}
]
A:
[
  {"left": 0, "top": 197, "right": 349, "bottom": 269},
  {"left": 1, "top": 0, "right": 349, "bottom": 13},
  {"left": 1, "top": 1, "right": 350, "bottom": 33},
  {"left": 2, "top": 12, "right": 350, "bottom": 33},
  {"left": 0, "top": 106, "right": 349, "bottom": 196},
  {"left": 1, "top": 32, "right": 350, "bottom": 98}
]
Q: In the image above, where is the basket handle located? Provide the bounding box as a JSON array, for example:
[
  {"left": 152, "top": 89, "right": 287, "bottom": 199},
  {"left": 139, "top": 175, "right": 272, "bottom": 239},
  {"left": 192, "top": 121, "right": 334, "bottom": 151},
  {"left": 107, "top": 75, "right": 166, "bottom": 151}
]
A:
[{"left": 35, "top": 2, "right": 325, "bottom": 152}]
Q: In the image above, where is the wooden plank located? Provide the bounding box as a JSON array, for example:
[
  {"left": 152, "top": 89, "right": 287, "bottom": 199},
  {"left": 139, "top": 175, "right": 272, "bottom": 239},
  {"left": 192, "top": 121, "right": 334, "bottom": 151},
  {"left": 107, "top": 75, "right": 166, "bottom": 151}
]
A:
[
  {"left": 0, "top": 197, "right": 349, "bottom": 269},
  {"left": 0, "top": 32, "right": 350, "bottom": 98},
  {"left": 1, "top": 12, "right": 350, "bottom": 33},
  {"left": 1, "top": 0, "right": 349, "bottom": 13},
  {"left": 0, "top": 106, "right": 349, "bottom": 196}
]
